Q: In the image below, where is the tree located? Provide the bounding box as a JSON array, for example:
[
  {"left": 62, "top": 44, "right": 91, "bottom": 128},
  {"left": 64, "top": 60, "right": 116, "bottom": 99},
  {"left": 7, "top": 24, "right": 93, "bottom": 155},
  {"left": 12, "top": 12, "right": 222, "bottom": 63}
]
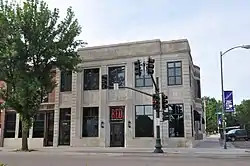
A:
[
  {"left": 0, "top": 0, "right": 85, "bottom": 151},
  {"left": 203, "top": 96, "right": 219, "bottom": 133},
  {"left": 235, "top": 100, "right": 250, "bottom": 127}
]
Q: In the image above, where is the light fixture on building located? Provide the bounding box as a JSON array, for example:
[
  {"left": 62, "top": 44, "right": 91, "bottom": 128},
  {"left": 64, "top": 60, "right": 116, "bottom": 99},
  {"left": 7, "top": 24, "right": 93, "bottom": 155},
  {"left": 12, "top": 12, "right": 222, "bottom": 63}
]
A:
[
  {"left": 101, "top": 121, "right": 104, "bottom": 128},
  {"left": 128, "top": 121, "right": 131, "bottom": 128}
]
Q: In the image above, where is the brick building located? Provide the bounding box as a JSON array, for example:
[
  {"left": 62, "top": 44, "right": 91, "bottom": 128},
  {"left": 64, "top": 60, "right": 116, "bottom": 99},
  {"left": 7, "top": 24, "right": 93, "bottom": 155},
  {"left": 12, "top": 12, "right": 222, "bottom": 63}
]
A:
[{"left": 1, "top": 39, "right": 204, "bottom": 148}]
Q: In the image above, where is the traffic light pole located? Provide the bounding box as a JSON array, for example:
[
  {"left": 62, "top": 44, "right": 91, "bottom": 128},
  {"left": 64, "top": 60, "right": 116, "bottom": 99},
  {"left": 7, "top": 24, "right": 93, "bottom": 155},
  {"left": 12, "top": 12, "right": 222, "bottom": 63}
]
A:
[
  {"left": 123, "top": 86, "right": 153, "bottom": 97},
  {"left": 151, "top": 75, "right": 164, "bottom": 153}
]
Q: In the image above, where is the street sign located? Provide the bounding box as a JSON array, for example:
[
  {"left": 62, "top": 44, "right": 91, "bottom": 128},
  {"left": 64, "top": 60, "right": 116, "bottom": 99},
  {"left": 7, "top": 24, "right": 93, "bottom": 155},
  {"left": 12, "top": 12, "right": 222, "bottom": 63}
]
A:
[
  {"left": 113, "top": 83, "right": 119, "bottom": 90},
  {"left": 224, "top": 90, "right": 234, "bottom": 113}
]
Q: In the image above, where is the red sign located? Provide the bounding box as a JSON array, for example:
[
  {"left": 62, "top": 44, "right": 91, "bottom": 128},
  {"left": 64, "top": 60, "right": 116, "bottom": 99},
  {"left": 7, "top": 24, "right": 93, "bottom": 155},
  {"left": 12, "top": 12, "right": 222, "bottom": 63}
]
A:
[{"left": 110, "top": 107, "right": 124, "bottom": 120}]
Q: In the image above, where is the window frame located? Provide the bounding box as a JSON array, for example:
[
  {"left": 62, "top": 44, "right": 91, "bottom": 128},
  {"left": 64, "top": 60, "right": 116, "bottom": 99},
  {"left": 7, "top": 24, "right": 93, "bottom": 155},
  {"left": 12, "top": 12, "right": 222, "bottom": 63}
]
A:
[
  {"left": 4, "top": 111, "right": 16, "bottom": 138},
  {"left": 135, "top": 64, "right": 153, "bottom": 88},
  {"left": 135, "top": 105, "right": 154, "bottom": 137},
  {"left": 32, "top": 112, "right": 45, "bottom": 138},
  {"left": 60, "top": 71, "right": 72, "bottom": 92},
  {"left": 108, "top": 66, "right": 126, "bottom": 89},
  {"left": 168, "top": 103, "right": 185, "bottom": 137},
  {"left": 167, "top": 61, "right": 182, "bottom": 86},
  {"left": 83, "top": 68, "right": 100, "bottom": 90},
  {"left": 82, "top": 107, "right": 99, "bottom": 137}
]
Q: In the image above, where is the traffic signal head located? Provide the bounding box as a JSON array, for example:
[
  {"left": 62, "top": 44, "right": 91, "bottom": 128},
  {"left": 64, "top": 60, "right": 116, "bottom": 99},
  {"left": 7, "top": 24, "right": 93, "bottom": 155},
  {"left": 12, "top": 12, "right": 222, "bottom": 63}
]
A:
[
  {"left": 162, "top": 93, "right": 168, "bottom": 110},
  {"left": 134, "top": 60, "right": 142, "bottom": 77},
  {"left": 153, "top": 93, "right": 160, "bottom": 110},
  {"left": 147, "top": 57, "right": 155, "bottom": 75},
  {"left": 162, "top": 111, "right": 169, "bottom": 121}
]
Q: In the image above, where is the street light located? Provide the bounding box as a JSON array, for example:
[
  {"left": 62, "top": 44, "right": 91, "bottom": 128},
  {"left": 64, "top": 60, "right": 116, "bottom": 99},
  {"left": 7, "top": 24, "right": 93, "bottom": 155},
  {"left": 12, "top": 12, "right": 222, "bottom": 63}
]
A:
[{"left": 220, "top": 44, "right": 250, "bottom": 149}]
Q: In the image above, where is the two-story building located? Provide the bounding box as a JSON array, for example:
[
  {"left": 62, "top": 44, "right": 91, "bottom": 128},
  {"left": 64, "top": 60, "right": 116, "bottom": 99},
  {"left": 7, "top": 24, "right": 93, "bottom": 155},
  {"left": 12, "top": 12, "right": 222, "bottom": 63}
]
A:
[{"left": 1, "top": 39, "right": 204, "bottom": 148}]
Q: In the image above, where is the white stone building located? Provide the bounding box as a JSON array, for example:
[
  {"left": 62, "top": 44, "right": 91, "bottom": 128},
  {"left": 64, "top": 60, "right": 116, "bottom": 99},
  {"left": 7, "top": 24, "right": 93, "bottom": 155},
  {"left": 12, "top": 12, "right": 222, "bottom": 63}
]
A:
[{"left": 1, "top": 39, "right": 204, "bottom": 148}]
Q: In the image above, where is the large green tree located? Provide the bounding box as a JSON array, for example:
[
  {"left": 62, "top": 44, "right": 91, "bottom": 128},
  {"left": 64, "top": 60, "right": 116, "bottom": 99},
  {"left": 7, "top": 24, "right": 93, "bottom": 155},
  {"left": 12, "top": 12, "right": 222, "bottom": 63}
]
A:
[
  {"left": 0, "top": 0, "right": 84, "bottom": 151},
  {"left": 203, "top": 96, "right": 219, "bottom": 133},
  {"left": 235, "top": 100, "right": 250, "bottom": 128}
]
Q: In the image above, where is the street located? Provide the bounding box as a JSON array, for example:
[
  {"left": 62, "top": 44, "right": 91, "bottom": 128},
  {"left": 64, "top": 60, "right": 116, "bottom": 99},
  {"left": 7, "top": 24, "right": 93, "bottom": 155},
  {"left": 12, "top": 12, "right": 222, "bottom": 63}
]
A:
[{"left": 0, "top": 152, "right": 249, "bottom": 166}]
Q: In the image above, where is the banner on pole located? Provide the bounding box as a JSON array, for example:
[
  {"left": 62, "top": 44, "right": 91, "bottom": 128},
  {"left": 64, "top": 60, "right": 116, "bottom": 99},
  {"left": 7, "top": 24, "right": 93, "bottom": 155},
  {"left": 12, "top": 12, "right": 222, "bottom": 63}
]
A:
[{"left": 224, "top": 90, "right": 234, "bottom": 113}]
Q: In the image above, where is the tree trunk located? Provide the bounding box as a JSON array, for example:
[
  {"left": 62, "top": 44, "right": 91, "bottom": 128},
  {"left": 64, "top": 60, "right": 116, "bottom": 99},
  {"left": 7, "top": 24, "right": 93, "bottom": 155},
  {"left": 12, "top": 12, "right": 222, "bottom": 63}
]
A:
[{"left": 21, "top": 120, "right": 29, "bottom": 151}]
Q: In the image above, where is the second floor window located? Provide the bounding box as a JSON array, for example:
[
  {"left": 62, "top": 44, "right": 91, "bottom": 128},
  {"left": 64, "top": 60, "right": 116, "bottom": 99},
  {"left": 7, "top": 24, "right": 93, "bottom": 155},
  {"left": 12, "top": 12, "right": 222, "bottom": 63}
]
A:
[
  {"left": 108, "top": 66, "right": 125, "bottom": 89},
  {"left": 196, "top": 80, "right": 201, "bottom": 98},
  {"left": 60, "top": 71, "right": 72, "bottom": 92},
  {"left": 135, "top": 64, "right": 153, "bottom": 87},
  {"left": 84, "top": 68, "right": 99, "bottom": 90},
  {"left": 167, "top": 61, "right": 182, "bottom": 86},
  {"left": 42, "top": 94, "right": 49, "bottom": 103}
]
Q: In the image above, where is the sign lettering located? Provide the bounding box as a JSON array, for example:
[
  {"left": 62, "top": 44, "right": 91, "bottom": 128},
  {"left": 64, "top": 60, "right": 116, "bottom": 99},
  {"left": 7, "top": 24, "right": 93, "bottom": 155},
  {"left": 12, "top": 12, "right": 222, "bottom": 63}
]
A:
[{"left": 110, "top": 107, "right": 124, "bottom": 120}]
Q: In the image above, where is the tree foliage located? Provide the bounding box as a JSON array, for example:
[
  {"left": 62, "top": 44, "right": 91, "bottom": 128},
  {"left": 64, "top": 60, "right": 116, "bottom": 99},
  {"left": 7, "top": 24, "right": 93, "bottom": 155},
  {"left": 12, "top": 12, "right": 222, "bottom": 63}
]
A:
[
  {"left": 203, "top": 96, "right": 250, "bottom": 134},
  {"left": 235, "top": 100, "right": 250, "bottom": 127},
  {"left": 0, "top": 0, "right": 84, "bottom": 150},
  {"left": 203, "top": 96, "right": 219, "bottom": 133}
]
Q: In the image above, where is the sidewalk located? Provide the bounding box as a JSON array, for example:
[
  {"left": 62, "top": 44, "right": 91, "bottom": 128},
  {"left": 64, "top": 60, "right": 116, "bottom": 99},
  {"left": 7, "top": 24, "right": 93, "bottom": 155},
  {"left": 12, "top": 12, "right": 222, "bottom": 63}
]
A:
[
  {"left": 193, "top": 134, "right": 236, "bottom": 149},
  {"left": 0, "top": 146, "right": 249, "bottom": 158}
]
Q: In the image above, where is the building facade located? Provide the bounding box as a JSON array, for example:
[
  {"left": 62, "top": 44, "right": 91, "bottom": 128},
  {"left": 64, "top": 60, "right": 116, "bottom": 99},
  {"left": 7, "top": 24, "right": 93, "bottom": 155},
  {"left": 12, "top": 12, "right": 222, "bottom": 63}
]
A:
[{"left": 1, "top": 39, "right": 203, "bottom": 148}]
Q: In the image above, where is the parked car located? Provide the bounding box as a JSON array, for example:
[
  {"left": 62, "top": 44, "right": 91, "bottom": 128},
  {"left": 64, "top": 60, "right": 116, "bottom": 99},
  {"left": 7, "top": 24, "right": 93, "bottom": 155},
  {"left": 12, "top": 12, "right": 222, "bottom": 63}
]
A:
[
  {"left": 226, "top": 129, "right": 248, "bottom": 142},
  {"left": 225, "top": 126, "right": 241, "bottom": 133}
]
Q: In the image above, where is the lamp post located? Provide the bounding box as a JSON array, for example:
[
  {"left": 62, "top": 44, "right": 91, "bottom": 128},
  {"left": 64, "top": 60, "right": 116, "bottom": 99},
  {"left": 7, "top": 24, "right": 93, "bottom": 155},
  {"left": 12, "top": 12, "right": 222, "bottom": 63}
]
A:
[{"left": 220, "top": 45, "right": 250, "bottom": 149}]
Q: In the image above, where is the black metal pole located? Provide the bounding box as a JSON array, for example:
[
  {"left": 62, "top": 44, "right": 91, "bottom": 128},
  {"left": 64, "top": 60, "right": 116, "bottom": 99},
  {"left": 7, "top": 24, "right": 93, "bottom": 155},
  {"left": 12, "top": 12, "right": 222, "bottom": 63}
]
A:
[{"left": 153, "top": 77, "right": 163, "bottom": 153}]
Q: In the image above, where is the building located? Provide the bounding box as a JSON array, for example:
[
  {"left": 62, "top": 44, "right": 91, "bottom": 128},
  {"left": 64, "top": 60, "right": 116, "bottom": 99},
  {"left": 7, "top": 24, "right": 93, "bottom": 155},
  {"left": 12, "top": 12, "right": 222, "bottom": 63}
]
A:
[{"left": 1, "top": 39, "right": 203, "bottom": 148}]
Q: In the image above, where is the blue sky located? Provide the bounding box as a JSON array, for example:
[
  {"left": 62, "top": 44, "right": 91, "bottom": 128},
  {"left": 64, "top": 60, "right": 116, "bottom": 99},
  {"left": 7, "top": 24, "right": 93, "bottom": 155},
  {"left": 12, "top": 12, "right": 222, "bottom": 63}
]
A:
[{"left": 45, "top": 0, "right": 250, "bottom": 104}]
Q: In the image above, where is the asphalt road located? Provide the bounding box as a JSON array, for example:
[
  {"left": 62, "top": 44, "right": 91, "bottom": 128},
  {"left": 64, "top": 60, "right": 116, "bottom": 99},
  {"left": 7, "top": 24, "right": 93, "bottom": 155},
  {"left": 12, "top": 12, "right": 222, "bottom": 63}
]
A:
[
  {"left": 232, "top": 141, "right": 250, "bottom": 149},
  {"left": 0, "top": 153, "right": 250, "bottom": 166}
]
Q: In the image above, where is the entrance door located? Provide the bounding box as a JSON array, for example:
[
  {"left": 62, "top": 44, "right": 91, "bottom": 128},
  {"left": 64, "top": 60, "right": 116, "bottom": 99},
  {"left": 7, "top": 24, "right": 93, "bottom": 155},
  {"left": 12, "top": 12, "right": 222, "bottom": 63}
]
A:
[
  {"left": 44, "top": 111, "right": 54, "bottom": 146},
  {"left": 58, "top": 108, "right": 71, "bottom": 146},
  {"left": 110, "top": 106, "right": 125, "bottom": 147},
  {"left": 110, "top": 122, "right": 124, "bottom": 147}
]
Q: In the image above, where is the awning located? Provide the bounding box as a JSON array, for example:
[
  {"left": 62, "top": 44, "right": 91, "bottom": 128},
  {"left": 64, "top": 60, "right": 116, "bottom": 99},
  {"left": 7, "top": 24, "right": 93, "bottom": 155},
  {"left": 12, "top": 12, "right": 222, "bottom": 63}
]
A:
[{"left": 194, "top": 110, "right": 201, "bottom": 121}]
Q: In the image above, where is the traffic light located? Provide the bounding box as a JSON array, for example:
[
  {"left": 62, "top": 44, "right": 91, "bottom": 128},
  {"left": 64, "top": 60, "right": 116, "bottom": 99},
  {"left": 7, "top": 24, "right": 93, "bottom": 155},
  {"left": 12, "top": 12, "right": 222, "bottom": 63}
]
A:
[
  {"left": 153, "top": 93, "right": 160, "bottom": 110},
  {"left": 162, "top": 111, "right": 169, "bottom": 121},
  {"left": 147, "top": 57, "right": 155, "bottom": 75},
  {"left": 161, "top": 93, "right": 168, "bottom": 110},
  {"left": 134, "top": 60, "right": 142, "bottom": 77}
]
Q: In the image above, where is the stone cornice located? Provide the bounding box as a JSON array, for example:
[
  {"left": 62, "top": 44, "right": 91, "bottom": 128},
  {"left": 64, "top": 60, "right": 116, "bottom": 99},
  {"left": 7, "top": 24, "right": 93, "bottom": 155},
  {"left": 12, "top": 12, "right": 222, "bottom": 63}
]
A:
[{"left": 78, "top": 39, "right": 191, "bottom": 62}]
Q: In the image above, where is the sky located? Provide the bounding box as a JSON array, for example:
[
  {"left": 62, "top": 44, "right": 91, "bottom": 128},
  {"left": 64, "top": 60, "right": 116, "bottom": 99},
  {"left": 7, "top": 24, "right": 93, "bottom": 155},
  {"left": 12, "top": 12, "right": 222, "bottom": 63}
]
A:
[{"left": 44, "top": 0, "right": 250, "bottom": 104}]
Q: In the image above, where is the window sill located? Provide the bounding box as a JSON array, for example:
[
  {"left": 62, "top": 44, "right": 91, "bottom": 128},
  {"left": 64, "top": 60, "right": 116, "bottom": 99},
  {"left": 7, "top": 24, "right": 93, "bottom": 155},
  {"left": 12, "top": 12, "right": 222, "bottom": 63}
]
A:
[
  {"left": 80, "top": 137, "right": 100, "bottom": 139},
  {"left": 83, "top": 90, "right": 100, "bottom": 92},
  {"left": 167, "top": 85, "right": 183, "bottom": 88},
  {"left": 135, "top": 86, "right": 153, "bottom": 89},
  {"left": 134, "top": 137, "right": 154, "bottom": 139},
  {"left": 60, "top": 91, "right": 72, "bottom": 95}
]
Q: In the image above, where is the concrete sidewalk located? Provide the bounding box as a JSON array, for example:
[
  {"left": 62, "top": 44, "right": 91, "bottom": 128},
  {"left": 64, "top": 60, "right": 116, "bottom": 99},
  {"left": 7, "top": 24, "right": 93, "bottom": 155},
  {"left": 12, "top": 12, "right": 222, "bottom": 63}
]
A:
[
  {"left": 0, "top": 146, "right": 249, "bottom": 158},
  {"left": 194, "top": 135, "right": 236, "bottom": 149}
]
